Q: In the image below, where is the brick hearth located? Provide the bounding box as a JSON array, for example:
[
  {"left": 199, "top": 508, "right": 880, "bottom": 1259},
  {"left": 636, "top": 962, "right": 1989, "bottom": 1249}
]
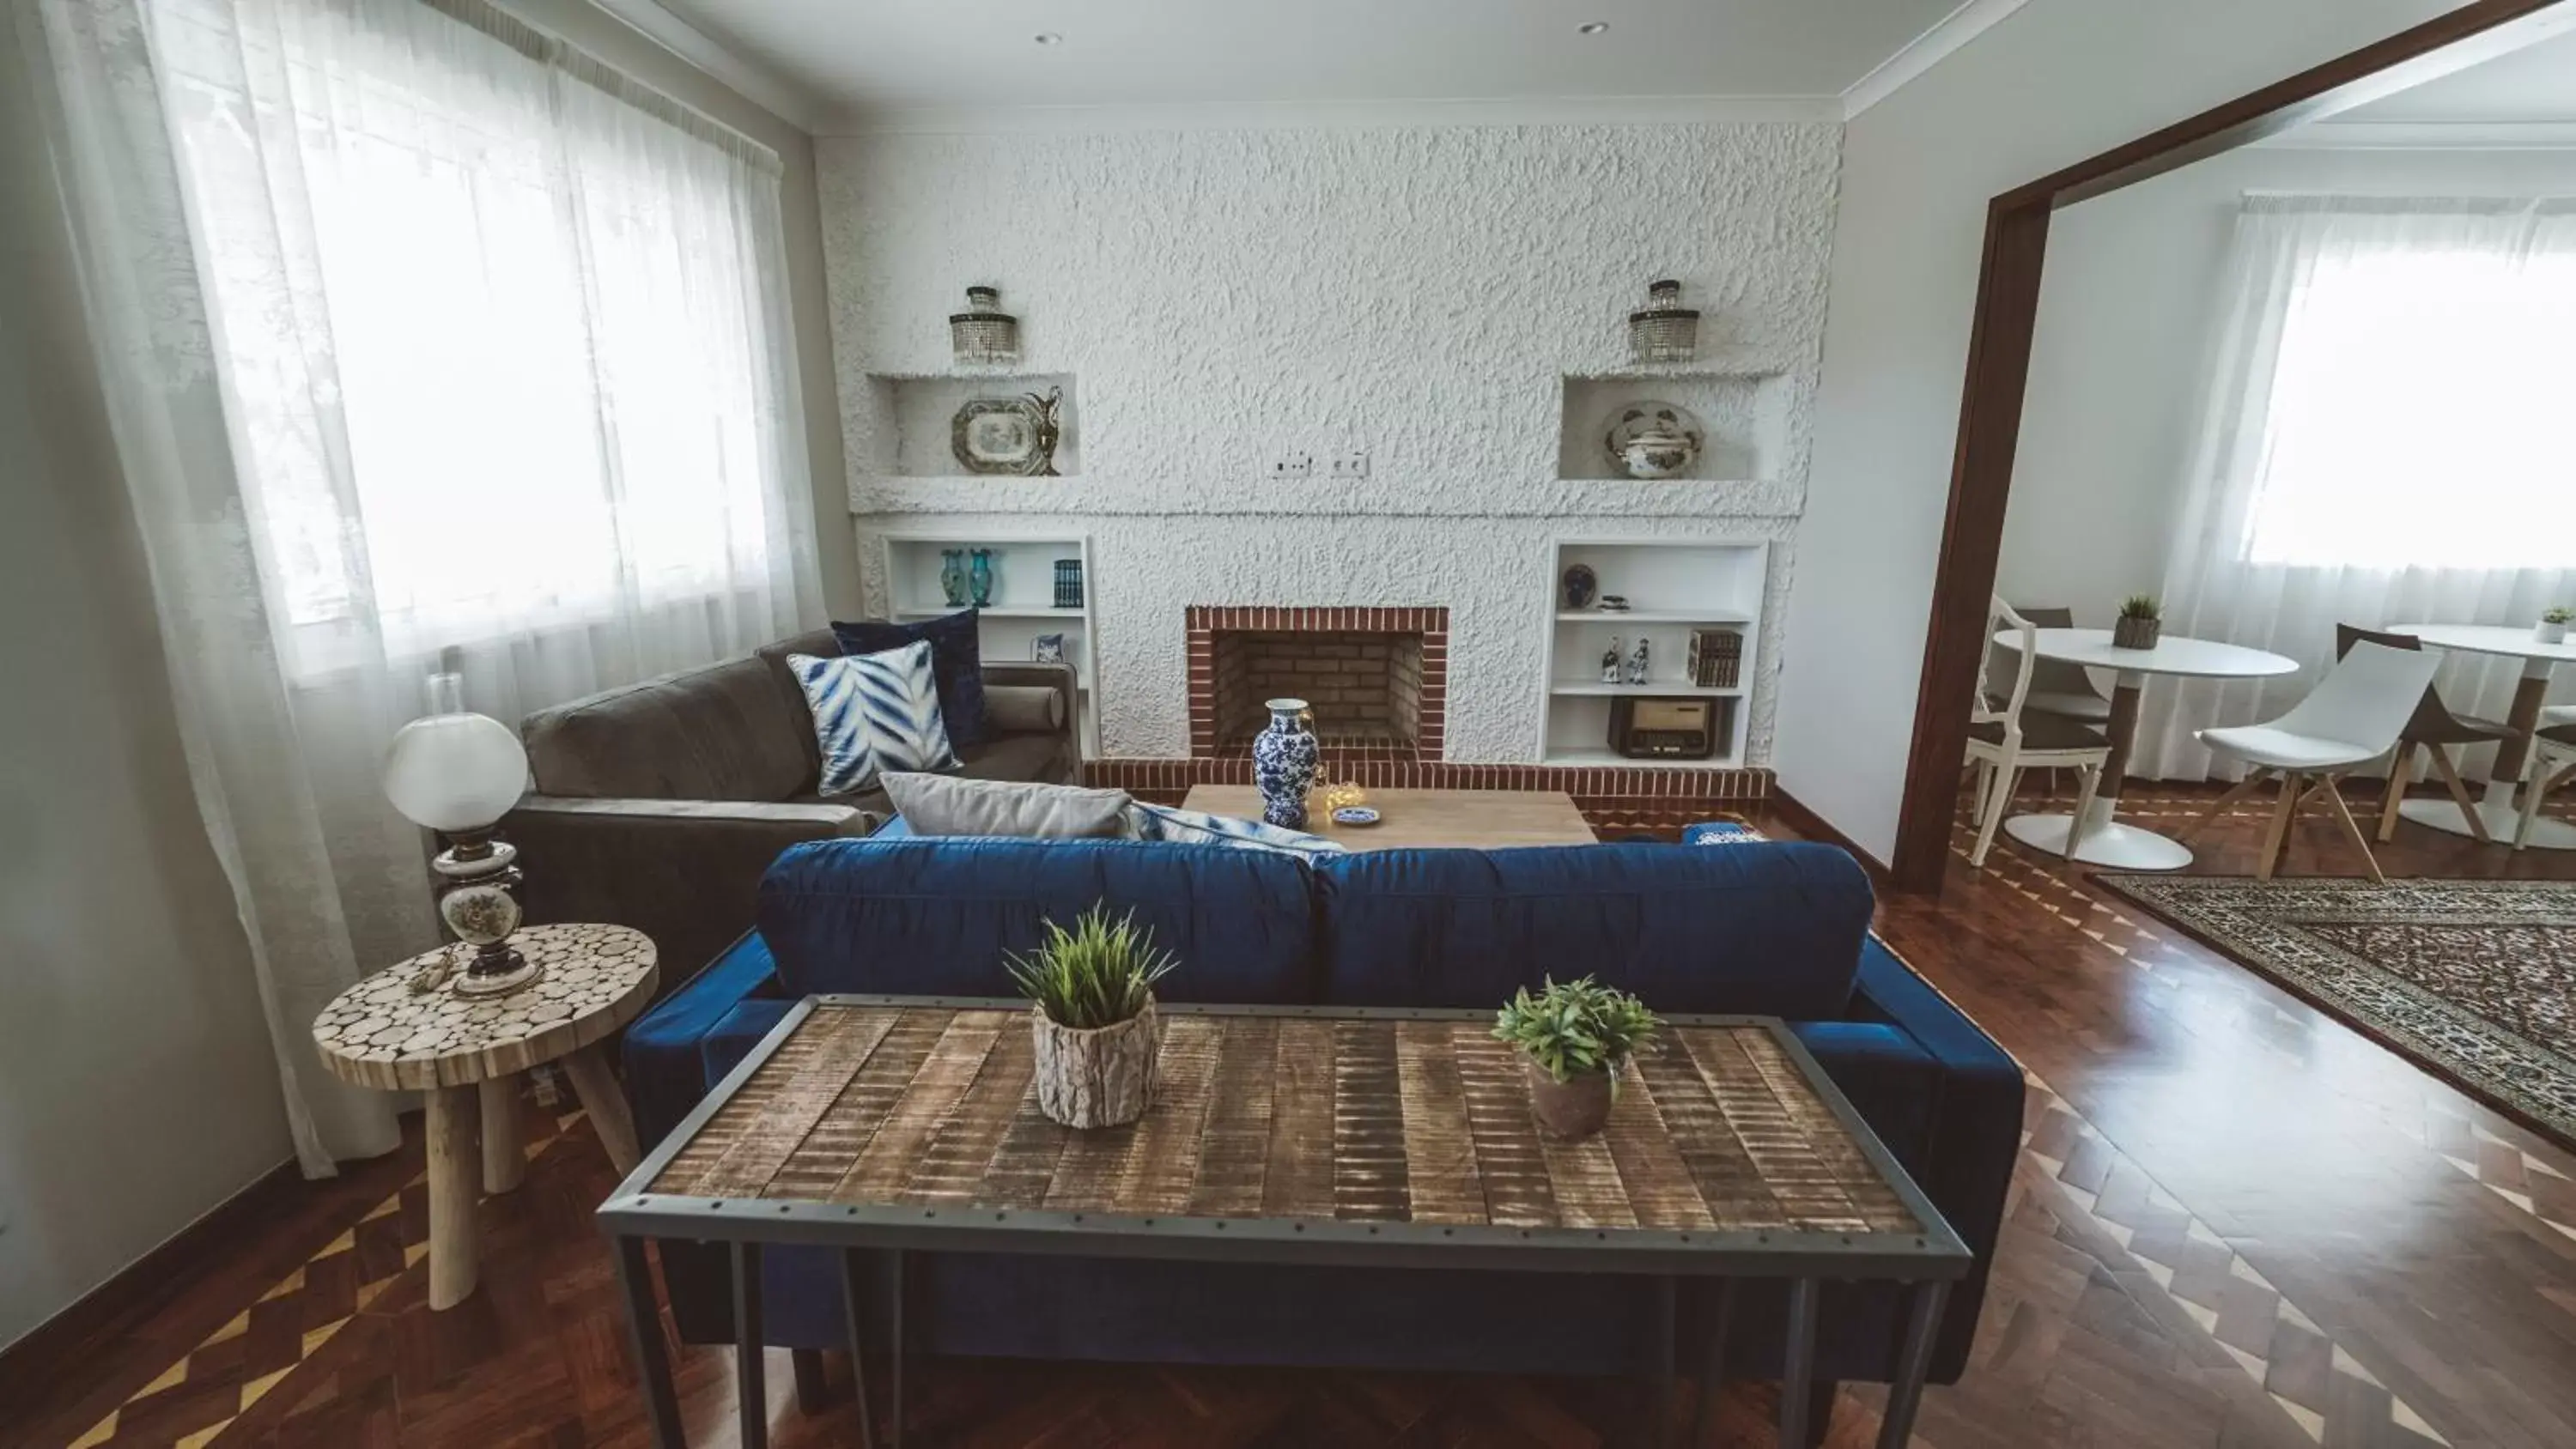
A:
[{"left": 1187, "top": 605, "right": 1447, "bottom": 761}]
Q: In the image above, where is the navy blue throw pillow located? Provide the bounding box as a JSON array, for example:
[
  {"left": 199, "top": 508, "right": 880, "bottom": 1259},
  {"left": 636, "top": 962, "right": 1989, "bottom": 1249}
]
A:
[{"left": 831, "top": 610, "right": 988, "bottom": 749}]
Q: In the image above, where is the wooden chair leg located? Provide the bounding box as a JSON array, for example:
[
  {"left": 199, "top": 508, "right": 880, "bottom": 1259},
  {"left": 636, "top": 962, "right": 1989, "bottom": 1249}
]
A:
[
  {"left": 2256, "top": 772, "right": 2301, "bottom": 881},
  {"left": 2317, "top": 776, "right": 2386, "bottom": 884},
  {"left": 791, "top": 1348, "right": 832, "bottom": 1415},
  {"left": 2178, "top": 768, "right": 2270, "bottom": 843},
  {"left": 2376, "top": 744, "right": 2416, "bottom": 843},
  {"left": 2518, "top": 759, "right": 2572, "bottom": 852},
  {"left": 2064, "top": 763, "right": 2105, "bottom": 863},
  {"left": 2427, "top": 747, "right": 2489, "bottom": 845},
  {"left": 1970, "top": 760, "right": 2018, "bottom": 869}
]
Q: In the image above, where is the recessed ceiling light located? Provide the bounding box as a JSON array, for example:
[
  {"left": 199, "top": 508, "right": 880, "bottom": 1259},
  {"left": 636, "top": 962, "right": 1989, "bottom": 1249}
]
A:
[
  {"left": 1577, "top": 21, "right": 1609, "bottom": 35},
  {"left": 1033, "top": 31, "right": 1062, "bottom": 45}
]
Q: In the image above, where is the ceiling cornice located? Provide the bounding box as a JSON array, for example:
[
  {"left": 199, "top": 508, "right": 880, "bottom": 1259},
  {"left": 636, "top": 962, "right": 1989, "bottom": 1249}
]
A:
[
  {"left": 1840, "top": 0, "right": 2031, "bottom": 120},
  {"left": 2259, "top": 119, "right": 2576, "bottom": 149},
  {"left": 821, "top": 93, "right": 1844, "bottom": 137},
  {"left": 581, "top": 0, "right": 823, "bottom": 131}
]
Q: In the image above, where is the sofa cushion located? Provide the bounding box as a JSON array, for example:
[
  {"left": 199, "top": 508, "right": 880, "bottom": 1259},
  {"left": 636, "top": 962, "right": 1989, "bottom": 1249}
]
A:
[
  {"left": 524, "top": 654, "right": 811, "bottom": 802},
  {"left": 880, "top": 773, "right": 1132, "bottom": 838},
  {"left": 756, "top": 837, "right": 1321, "bottom": 1003},
  {"left": 787, "top": 644, "right": 959, "bottom": 794},
  {"left": 1310, "top": 840, "right": 1872, "bottom": 1017},
  {"left": 834, "top": 610, "right": 990, "bottom": 749}
]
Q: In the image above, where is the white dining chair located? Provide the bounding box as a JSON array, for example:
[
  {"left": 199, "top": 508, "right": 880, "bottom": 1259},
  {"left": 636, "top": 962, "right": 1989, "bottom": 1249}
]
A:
[
  {"left": 1964, "top": 596, "right": 2111, "bottom": 868},
  {"left": 2514, "top": 722, "right": 2576, "bottom": 851},
  {"left": 2180, "top": 641, "right": 2442, "bottom": 882}
]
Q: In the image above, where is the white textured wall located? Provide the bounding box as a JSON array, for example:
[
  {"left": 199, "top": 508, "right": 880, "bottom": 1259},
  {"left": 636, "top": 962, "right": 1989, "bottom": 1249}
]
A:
[
  {"left": 2000, "top": 142, "right": 2576, "bottom": 619},
  {"left": 1777, "top": 0, "right": 2481, "bottom": 863},
  {"left": 817, "top": 124, "right": 1842, "bottom": 761}
]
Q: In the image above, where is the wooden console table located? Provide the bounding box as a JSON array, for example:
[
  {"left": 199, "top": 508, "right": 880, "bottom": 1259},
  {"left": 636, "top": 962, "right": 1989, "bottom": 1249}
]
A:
[{"left": 601, "top": 997, "right": 1967, "bottom": 1449}]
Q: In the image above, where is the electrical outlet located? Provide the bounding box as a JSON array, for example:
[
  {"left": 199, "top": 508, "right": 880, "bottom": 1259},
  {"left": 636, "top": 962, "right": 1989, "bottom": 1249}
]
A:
[
  {"left": 1327, "top": 450, "right": 1371, "bottom": 480},
  {"left": 1267, "top": 452, "right": 1314, "bottom": 482}
]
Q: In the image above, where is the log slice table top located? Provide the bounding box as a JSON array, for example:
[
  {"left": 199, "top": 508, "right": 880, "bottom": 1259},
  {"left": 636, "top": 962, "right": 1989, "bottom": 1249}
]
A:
[
  {"left": 613, "top": 997, "right": 1965, "bottom": 1276},
  {"left": 312, "top": 923, "right": 659, "bottom": 1090}
]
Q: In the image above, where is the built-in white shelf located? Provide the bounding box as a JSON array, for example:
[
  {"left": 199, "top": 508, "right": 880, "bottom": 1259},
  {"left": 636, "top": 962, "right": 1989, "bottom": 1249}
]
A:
[
  {"left": 1539, "top": 537, "right": 1767, "bottom": 768},
  {"left": 858, "top": 373, "right": 1079, "bottom": 479},
  {"left": 1554, "top": 609, "right": 1753, "bottom": 625},
  {"left": 1548, "top": 682, "right": 1743, "bottom": 698},
  {"left": 872, "top": 530, "right": 1100, "bottom": 757}
]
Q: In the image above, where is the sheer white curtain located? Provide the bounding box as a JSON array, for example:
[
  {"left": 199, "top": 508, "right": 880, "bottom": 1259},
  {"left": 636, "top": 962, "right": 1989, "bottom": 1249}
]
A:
[
  {"left": 2136, "top": 195, "right": 2576, "bottom": 781},
  {"left": 25, "top": 0, "right": 821, "bottom": 1172}
]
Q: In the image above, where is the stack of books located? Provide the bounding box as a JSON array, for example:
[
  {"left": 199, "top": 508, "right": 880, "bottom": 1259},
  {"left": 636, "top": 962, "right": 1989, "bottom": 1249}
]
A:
[{"left": 1686, "top": 628, "right": 1742, "bottom": 688}]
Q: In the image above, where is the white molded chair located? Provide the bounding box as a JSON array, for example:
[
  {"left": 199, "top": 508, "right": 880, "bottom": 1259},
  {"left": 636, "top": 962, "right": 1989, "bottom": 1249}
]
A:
[
  {"left": 2515, "top": 723, "right": 2576, "bottom": 851},
  {"left": 1964, "top": 597, "right": 2111, "bottom": 868},
  {"left": 2181, "top": 641, "right": 2442, "bottom": 882}
]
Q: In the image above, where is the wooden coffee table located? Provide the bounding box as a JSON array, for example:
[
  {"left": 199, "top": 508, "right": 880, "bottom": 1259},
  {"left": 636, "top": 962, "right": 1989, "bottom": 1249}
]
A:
[
  {"left": 601, "top": 997, "right": 1968, "bottom": 1449},
  {"left": 1178, "top": 785, "right": 1595, "bottom": 849}
]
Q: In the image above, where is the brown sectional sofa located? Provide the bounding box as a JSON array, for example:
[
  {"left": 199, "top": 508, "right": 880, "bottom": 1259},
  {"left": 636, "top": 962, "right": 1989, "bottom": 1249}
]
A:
[{"left": 504, "top": 626, "right": 1080, "bottom": 977}]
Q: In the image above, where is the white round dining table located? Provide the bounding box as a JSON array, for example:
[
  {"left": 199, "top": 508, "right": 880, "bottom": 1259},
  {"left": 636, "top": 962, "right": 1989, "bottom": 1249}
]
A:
[
  {"left": 2385, "top": 623, "right": 2576, "bottom": 850},
  {"left": 1996, "top": 628, "right": 2300, "bottom": 870}
]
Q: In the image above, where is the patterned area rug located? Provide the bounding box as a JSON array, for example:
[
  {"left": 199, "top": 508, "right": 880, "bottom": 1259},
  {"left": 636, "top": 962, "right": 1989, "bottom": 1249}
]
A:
[{"left": 2096, "top": 876, "right": 2576, "bottom": 1150}]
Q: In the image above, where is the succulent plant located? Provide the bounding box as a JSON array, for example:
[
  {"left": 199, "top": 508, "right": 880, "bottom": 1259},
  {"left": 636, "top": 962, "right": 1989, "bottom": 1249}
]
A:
[
  {"left": 1492, "top": 977, "right": 1662, "bottom": 1082},
  {"left": 1006, "top": 904, "right": 1179, "bottom": 1030}
]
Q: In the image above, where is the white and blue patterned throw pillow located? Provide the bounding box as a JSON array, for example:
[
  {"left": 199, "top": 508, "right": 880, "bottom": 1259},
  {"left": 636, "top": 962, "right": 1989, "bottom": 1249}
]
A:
[
  {"left": 788, "top": 644, "right": 959, "bottom": 795},
  {"left": 1127, "top": 803, "right": 1346, "bottom": 858}
]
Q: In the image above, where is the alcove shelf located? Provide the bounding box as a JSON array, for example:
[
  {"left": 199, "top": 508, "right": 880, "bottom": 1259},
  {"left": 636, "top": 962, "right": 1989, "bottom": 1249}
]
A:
[
  {"left": 858, "top": 373, "right": 1079, "bottom": 479},
  {"left": 1556, "top": 368, "right": 1788, "bottom": 484},
  {"left": 872, "top": 530, "right": 1099, "bottom": 756},
  {"left": 1539, "top": 537, "right": 1768, "bottom": 767}
]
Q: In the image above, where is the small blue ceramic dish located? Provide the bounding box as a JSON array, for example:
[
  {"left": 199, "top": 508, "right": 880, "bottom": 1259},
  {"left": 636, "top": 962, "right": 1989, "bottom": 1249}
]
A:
[{"left": 1331, "top": 806, "right": 1382, "bottom": 828}]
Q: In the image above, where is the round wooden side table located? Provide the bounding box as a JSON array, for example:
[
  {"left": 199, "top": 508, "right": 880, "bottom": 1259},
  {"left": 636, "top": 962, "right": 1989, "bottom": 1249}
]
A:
[{"left": 312, "top": 923, "right": 659, "bottom": 1309}]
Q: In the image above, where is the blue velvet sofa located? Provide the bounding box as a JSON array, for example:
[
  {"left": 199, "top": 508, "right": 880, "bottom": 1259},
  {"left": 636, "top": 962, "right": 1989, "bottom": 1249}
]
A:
[{"left": 623, "top": 831, "right": 2022, "bottom": 1395}]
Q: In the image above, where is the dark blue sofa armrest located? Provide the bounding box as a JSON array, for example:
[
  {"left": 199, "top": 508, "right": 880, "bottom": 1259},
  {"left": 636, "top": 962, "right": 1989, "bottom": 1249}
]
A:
[
  {"left": 703, "top": 998, "right": 799, "bottom": 1084},
  {"left": 623, "top": 930, "right": 786, "bottom": 1150},
  {"left": 1821, "top": 936, "right": 2024, "bottom": 1382}
]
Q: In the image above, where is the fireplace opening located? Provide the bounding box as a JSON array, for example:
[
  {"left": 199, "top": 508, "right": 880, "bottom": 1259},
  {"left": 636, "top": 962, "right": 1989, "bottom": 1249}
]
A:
[
  {"left": 1187, "top": 606, "right": 1449, "bottom": 763},
  {"left": 1212, "top": 630, "right": 1425, "bottom": 752}
]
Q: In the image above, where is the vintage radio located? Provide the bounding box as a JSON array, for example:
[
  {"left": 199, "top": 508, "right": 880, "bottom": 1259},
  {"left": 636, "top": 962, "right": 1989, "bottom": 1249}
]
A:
[{"left": 1607, "top": 695, "right": 1723, "bottom": 761}]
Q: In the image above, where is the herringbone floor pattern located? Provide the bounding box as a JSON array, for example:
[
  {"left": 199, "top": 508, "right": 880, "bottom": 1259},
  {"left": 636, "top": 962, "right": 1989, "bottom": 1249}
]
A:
[{"left": 6, "top": 785, "right": 2573, "bottom": 1447}]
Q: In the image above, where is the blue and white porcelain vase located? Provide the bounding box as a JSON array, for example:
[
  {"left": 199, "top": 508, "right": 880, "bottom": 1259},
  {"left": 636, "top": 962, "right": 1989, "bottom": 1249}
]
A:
[{"left": 1252, "top": 697, "right": 1320, "bottom": 829}]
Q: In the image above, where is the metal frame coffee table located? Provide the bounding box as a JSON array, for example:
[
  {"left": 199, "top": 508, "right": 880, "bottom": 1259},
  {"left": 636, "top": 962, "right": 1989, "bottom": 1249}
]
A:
[{"left": 599, "top": 996, "right": 1971, "bottom": 1449}]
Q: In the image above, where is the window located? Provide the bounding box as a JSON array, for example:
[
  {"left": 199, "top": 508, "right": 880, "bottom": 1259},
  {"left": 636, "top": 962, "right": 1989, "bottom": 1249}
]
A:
[
  {"left": 2242, "top": 220, "right": 2576, "bottom": 570},
  {"left": 148, "top": 0, "right": 808, "bottom": 674}
]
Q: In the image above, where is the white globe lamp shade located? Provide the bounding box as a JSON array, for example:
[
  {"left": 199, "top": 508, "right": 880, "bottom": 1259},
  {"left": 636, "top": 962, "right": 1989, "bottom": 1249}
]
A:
[{"left": 384, "top": 679, "right": 529, "bottom": 834}]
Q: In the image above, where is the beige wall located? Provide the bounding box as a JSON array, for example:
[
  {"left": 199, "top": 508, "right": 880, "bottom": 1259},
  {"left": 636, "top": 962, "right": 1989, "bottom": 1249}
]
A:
[
  {"left": 497, "top": 0, "right": 858, "bottom": 616},
  {"left": 0, "top": 1, "right": 841, "bottom": 1351},
  {"left": 0, "top": 17, "right": 296, "bottom": 1350}
]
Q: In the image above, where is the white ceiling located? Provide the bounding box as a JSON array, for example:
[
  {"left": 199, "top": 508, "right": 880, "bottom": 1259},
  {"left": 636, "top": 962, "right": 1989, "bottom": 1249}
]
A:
[
  {"left": 648, "top": 0, "right": 1976, "bottom": 124},
  {"left": 2337, "top": 25, "right": 2576, "bottom": 124}
]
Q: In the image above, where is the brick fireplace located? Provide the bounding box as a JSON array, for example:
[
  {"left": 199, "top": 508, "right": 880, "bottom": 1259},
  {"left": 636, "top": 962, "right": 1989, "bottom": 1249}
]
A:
[{"left": 1187, "top": 606, "right": 1448, "bottom": 761}]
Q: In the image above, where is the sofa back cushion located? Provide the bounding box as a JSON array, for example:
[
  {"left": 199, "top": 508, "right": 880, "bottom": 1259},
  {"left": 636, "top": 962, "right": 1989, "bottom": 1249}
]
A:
[
  {"left": 758, "top": 837, "right": 1321, "bottom": 1003},
  {"left": 522, "top": 652, "right": 815, "bottom": 802},
  {"left": 1311, "top": 841, "right": 1871, "bottom": 1017}
]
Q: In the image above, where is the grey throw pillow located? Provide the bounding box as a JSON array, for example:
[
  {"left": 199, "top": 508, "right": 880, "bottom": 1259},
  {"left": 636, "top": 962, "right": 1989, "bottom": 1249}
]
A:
[{"left": 880, "top": 773, "right": 1133, "bottom": 839}]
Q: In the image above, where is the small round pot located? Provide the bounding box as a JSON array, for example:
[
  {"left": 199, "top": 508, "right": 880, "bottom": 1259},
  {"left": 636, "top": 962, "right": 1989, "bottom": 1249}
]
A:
[
  {"left": 1527, "top": 1058, "right": 1620, "bottom": 1140},
  {"left": 2537, "top": 620, "right": 2569, "bottom": 646},
  {"left": 1030, "top": 999, "right": 1161, "bottom": 1129},
  {"left": 2111, "top": 615, "right": 2162, "bottom": 651}
]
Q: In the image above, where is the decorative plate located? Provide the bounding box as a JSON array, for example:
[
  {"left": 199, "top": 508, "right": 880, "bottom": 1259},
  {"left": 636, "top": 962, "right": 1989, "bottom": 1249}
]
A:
[
  {"left": 1562, "top": 563, "right": 1599, "bottom": 610},
  {"left": 1331, "top": 806, "right": 1382, "bottom": 828},
  {"left": 1602, "top": 400, "right": 1704, "bottom": 480},
  {"left": 952, "top": 397, "right": 1043, "bottom": 474}
]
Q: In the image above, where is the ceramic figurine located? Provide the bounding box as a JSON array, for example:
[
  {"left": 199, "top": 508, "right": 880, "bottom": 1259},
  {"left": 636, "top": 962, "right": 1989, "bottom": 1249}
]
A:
[
  {"left": 1601, "top": 639, "right": 1623, "bottom": 685},
  {"left": 1626, "top": 637, "right": 1651, "bottom": 687},
  {"left": 1252, "top": 698, "right": 1320, "bottom": 829},
  {"left": 969, "top": 549, "right": 995, "bottom": 607}
]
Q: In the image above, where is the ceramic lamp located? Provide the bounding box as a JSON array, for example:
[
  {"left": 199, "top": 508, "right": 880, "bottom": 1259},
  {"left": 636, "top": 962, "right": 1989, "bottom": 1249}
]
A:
[{"left": 384, "top": 673, "right": 536, "bottom": 997}]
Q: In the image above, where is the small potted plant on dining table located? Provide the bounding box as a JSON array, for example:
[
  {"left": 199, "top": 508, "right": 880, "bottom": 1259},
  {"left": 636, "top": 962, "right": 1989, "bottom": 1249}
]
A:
[
  {"left": 1008, "top": 904, "right": 1178, "bottom": 1129},
  {"left": 2538, "top": 606, "right": 2573, "bottom": 646},
  {"left": 2111, "top": 594, "right": 2163, "bottom": 651},
  {"left": 1492, "top": 977, "right": 1662, "bottom": 1140}
]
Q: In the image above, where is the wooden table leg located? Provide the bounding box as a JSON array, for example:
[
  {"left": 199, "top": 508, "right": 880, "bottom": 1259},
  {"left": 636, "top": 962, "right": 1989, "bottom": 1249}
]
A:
[
  {"left": 2493, "top": 663, "right": 2553, "bottom": 788},
  {"left": 480, "top": 1076, "right": 525, "bottom": 1194},
  {"left": 424, "top": 1084, "right": 479, "bottom": 1310},
  {"left": 564, "top": 1042, "right": 642, "bottom": 1175}
]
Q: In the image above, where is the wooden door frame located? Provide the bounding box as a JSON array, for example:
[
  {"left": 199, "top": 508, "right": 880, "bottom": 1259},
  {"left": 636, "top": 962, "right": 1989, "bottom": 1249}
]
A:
[{"left": 1885, "top": 0, "right": 2573, "bottom": 894}]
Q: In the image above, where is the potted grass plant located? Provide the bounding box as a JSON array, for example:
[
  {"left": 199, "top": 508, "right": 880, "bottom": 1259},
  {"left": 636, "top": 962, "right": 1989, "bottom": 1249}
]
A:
[
  {"left": 2111, "top": 594, "right": 2163, "bottom": 651},
  {"left": 1492, "top": 977, "right": 1662, "bottom": 1141},
  {"left": 1007, "top": 904, "right": 1178, "bottom": 1129},
  {"left": 2537, "top": 607, "right": 2572, "bottom": 646}
]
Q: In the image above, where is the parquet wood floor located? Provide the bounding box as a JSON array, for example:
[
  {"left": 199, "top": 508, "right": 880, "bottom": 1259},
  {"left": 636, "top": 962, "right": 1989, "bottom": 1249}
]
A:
[{"left": 5, "top": 782, "right": 2573, "bottom": 1448}]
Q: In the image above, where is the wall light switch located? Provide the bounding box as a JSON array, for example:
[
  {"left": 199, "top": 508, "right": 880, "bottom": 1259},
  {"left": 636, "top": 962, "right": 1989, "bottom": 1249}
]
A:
[
  {"left": 1328, "top": 450, "right": 1371, "bottom": 480},
  {"left": 1267, "top": 452, "right": 1314, "bottom": 482}
]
